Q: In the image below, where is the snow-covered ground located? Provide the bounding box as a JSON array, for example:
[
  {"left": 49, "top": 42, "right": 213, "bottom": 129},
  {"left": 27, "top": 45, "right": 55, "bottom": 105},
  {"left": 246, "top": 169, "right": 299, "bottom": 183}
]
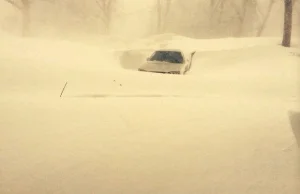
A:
[{"left": 0, "top": 32, "right": 299, "bottom": 194}]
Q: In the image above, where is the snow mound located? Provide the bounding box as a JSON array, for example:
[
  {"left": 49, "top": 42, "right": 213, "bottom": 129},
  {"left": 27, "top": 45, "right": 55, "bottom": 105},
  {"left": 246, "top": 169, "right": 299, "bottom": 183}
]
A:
[
  {"left": 116, "top": 34, "right": 289, "bottom": 72},
  {"left": 0, "top": 31, "right": 299, "bottom": 194},
  {"left": 128, "top": 33, "right": 283, "bottom": 51},
  {"left": 117, "top": 49, "right": 154, "bottom": 70}
]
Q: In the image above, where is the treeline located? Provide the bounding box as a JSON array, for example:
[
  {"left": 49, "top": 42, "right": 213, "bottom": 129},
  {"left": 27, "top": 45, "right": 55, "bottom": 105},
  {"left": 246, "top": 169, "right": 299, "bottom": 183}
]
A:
[{"left": 3, "top": 0, "right": 298, "bottom": 47}]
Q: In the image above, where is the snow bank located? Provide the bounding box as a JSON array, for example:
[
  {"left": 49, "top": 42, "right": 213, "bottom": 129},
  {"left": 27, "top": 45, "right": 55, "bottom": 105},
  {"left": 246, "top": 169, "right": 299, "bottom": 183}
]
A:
[
  {"left": 129, "top": 33, "right": 284, "bottom": 51},
  {"left": 116, "top": 33, "right": 290, "bottom": 71},
  {"left": 0, "top": 32, "right": 122, "bottom": 96},
  {"left": 0, "top": 32, "right": 299, "bottom": 194}
]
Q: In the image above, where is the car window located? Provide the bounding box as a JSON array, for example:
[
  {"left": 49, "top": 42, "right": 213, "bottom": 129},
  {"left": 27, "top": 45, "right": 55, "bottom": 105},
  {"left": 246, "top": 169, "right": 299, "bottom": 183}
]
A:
[{"left": 149, "top": 51, "right": 184, "bottom": 64}]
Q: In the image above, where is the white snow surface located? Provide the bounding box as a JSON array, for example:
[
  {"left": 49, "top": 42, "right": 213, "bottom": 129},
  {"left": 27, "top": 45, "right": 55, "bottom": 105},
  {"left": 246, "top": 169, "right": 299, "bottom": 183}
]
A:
[{"left": 0, "top": 32, "right": 299, "bottom": 194}]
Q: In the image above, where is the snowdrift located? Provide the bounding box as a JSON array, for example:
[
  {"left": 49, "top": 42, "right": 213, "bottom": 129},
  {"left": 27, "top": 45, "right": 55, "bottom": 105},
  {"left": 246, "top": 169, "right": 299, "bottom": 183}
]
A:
[
  {"left": 116, "top": 33, "right": 291, "bottom": 71},
  {"left": 115, "top": 49, "right": 154, "bottom": 70},
  {"left": 0, "top": 32, "right": 298, "bottom": 99},
  {"left": 0, "top": 31, "right": 299, "bottom": 194}
]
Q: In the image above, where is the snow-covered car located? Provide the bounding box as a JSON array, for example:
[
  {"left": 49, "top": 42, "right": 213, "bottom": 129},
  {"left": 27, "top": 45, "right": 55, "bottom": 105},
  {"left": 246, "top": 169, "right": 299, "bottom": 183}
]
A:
[{"left": 138, "top": 49, "right": 196, "bottom": 75}]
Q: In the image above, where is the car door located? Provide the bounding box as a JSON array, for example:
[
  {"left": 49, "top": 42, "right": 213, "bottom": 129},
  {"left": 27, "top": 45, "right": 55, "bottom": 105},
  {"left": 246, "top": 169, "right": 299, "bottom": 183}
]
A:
[
  {"left": 183, "top": 51, "right": 196, "bottom": 74},
  {"left": 188, "top": 51, "right": 196, "bottom": 70}
]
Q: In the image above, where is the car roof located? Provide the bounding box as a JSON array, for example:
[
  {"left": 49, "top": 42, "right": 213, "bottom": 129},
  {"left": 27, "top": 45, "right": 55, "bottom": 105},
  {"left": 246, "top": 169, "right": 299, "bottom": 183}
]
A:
[{"left": 153, "top": 49, "right": 195, "bottom": 58}]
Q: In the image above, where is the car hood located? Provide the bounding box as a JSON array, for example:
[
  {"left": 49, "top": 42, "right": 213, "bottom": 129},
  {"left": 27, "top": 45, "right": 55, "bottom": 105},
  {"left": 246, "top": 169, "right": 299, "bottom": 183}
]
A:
[{"left": 139, "top": 61, "right": 183, "bottom": 72}]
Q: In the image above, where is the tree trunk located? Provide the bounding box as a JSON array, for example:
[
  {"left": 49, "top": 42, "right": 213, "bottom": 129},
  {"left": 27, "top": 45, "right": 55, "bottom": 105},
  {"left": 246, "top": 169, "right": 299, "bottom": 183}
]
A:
[
  {"left": 256, "top": 0, "right": 275, "bottom": 37},
  {"left": 209, "top": 0, "right": 216, "bottom": 32},
  {"left": 96, "top": 0, "right": 115, "bottom": 34},
  {"left": 21, "top": 0, "right": 30, "bottom": 37},
  {"left": 282, "top": 0, "right": 293, "bottom": 47},
  {"left": 103, "top": 9, "right": 111, "bottom": 34},
  {"left": 231, "top": 0, "right": 248, "bottom": 37}
]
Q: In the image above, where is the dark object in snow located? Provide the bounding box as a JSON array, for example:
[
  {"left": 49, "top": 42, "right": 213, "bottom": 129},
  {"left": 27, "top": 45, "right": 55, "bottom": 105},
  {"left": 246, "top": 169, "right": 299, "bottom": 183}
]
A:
[
  {"left": 288, "top": 111, "right": 300, "bottom": 147},
  {"left": 138, "top": 49, "right": 196, "bottom": 75},
  {"left": 60, "top": 82, "right": 68, "bottom": 98},
  {"left": 282, "top": 0, "right": 293, "bottom": 47}
]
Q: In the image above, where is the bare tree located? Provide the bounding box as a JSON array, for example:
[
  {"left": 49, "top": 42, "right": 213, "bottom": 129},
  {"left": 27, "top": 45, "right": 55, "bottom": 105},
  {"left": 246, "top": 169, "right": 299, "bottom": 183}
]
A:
[
  {"left": 282, "top": 0, "right": 293, "bottom": 47},
  {"left": 208, "top": 0, "right": 223, "bottom": 32},
  {"left": 231, "top": 0, "right": 248, "bottom": 36},
  {"left": 4, "top": 0, "right": 22, "bottom": 9},
  {"left": 200, "top": 0, "right": 229, "bottom": 37},
  {"left": 95, "top": 0, "right": 116, "bottom": 34},
  {"left": 156, "top": 0, "right": 172, "bottom": 33},
  {"left": 202, "top": 0, "right": 257, "bottom": 37},
  {"left": 256, "top": 0, "right": 275, "bottom": 37},
  {"left": 4, "top": 0, "right": 31, "bottom": 36},
  {"left": 230, "top": 0, "right": 257, "bottom": 37}
]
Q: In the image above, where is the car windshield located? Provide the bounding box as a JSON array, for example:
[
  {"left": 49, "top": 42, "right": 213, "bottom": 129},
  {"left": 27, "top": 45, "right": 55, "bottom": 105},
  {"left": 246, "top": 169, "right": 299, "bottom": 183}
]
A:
[{"left": 149, "top": 51, "right": 184, "bottom": 64}]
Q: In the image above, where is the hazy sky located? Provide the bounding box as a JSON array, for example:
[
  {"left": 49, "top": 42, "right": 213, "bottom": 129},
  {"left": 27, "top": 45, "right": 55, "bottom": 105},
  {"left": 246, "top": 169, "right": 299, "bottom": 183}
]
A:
[
  {"left": 0, "top": 0, "right": 298, "bottom": 38},
  {"left": 113, "top": 0, "right": 155, "bottom": 39}
]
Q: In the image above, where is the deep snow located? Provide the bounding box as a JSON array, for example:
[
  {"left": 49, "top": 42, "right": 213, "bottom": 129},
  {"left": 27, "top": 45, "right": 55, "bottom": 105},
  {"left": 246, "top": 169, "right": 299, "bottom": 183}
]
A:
[{"left": 0, "top": 32, "right": 299, "bottom": 194}]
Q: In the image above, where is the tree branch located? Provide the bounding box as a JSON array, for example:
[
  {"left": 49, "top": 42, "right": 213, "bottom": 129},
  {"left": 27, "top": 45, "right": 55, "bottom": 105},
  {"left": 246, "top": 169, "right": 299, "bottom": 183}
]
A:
[
  {"left": 4, "top": 0, "right": 22, "bottom": 10},
  {"left": 256, "top": 0, "right": 275, "bottom": 36},
  {"left": 96, "top": 0, "right": 105, "bottom": 10},
  {"left": 230, "top": 0, "right": 243, "bottom": 22}
]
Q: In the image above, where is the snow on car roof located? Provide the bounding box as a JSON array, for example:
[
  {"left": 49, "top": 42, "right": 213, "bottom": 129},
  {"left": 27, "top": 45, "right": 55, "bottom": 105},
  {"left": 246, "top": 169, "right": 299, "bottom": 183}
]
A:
[
  {"left": 113, "top": 48, "right": 196, "bottom": 59},
  {"left": 155, "top": 49, "right": 182, "bottom": 52}
]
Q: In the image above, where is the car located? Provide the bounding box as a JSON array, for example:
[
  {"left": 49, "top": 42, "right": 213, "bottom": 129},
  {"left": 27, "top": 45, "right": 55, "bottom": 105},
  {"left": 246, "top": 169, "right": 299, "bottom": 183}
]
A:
[{"left": 138, "top": 49, "right": 196, "bottom": 75}]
